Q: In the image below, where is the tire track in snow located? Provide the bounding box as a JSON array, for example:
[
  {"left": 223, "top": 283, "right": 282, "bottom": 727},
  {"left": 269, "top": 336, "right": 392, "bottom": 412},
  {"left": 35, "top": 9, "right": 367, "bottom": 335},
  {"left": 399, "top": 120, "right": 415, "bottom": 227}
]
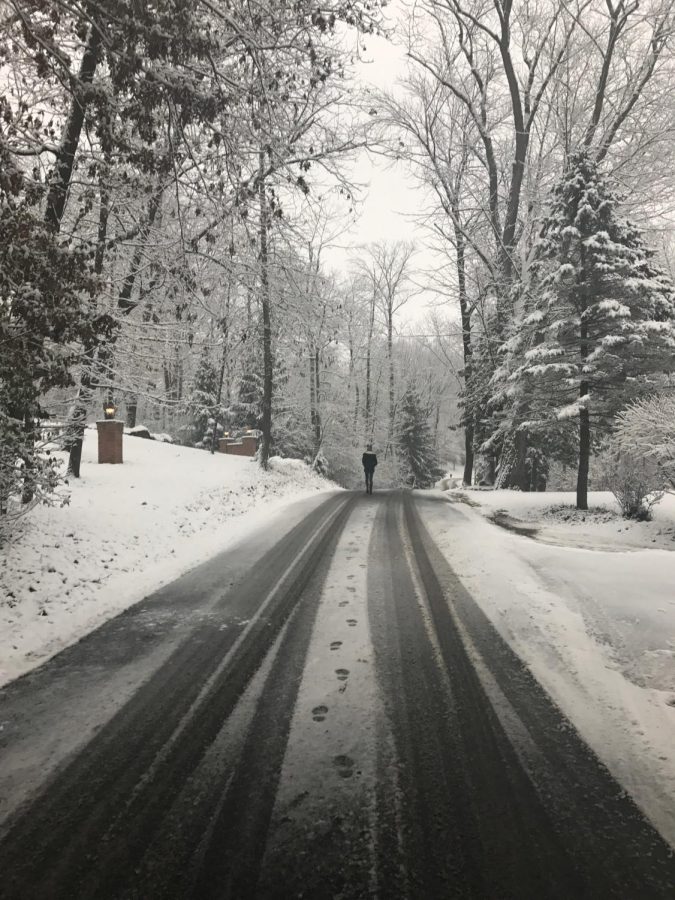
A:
[
  {"left": 2, "top": 490, "right": 673, "bottom": 899},
  {"left": 0, "top": 492, "right": 353, "bottom": 899},
  {"left": 401, "top": 491, "right": 675, "bottom": 898},
  {"left": 368, "top": 492, "right": 586, "bottom": 898}
]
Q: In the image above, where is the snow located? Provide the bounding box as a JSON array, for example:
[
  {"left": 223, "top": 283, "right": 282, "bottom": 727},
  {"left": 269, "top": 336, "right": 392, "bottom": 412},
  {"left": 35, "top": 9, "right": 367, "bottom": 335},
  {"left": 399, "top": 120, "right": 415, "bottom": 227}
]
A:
[
  {"left": 269, "top": 455, "right": 313, "bottom": 474},
  {"left": 0, "top": 431, "right": 337, "bottom": 688},
  {"left": 597, "top": 298, "right": 630, "bottom": 317},
  {"left": 424, "top": 485, "right": 675, "bottom": 846},
  {"left": 524, "top": 345, "right": 564, "bottom": 361},
  {"left": 458, "top": 488, "right": 675, "bottom": 552},
  {"left": 583, "top": 231, "right": 611, "bottom": 251},
  {"left": 523, "top": 309, "right": 544, "bottom": 325},
  {"left": 556, "top": 394, "right": 589, "bottom": 420},
  {"left": 520, "top": 361, "right": 577, "bottom": 378},
  {"left": 269, "top": 502, "right": 381, "bottom": 840}
]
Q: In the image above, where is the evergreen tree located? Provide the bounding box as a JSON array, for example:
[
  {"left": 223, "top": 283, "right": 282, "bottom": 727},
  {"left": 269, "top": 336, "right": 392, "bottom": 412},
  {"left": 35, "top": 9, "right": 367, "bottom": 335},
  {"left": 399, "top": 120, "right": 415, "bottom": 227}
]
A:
[
  {"left": 497, "top": 152, "right": 675, "bottom": 509},
  {"left": 397, "top": 384, "right": 442, "bottom": 488},
  {"left": 183, "top": 349, "right": 221, "bottom": 449},
  {"left": 233, "top": 357, "right": 264, "bottom": 433}
]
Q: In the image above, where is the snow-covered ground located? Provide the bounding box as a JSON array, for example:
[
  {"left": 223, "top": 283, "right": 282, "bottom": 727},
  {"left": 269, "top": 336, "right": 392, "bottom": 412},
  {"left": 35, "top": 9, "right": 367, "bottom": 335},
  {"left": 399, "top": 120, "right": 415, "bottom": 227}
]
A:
[
  {"left": 0, "top": 431, "right": 336, "bottom": 687},
  {"left": 460, "top": 487, "right": 675, "bottom": 551},
  {"left": 424, "top": 484, "right": 675, "bottom": 846}
]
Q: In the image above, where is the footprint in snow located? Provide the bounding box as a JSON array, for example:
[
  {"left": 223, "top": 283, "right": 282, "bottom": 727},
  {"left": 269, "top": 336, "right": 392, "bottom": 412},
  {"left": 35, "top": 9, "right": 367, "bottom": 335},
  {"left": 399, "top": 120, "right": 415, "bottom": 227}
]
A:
[
  {"left": 330, "top": 640, "right": 342, "bottom": 650},
  {"left": 335, "top": 668, "right": 349, "bottom": 682},
  {"left": 312, "top": 706, "right": 328, "bottom": 722},
  {"left": 333, "top": 754, "right": 355, "bottom": 778},
  {"left": 338, "top": 601, "right": 349, "bottom": 608},
  {"left": 347, "top": 619, "right": 357, "bottom": 627}
]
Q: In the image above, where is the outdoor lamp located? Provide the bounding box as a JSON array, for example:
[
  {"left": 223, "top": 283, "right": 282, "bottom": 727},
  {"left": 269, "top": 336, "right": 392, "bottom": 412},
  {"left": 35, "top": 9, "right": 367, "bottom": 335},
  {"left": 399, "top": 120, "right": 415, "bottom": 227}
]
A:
[{"left": 103, "top": 401, "right": 117, "bottom": 420}]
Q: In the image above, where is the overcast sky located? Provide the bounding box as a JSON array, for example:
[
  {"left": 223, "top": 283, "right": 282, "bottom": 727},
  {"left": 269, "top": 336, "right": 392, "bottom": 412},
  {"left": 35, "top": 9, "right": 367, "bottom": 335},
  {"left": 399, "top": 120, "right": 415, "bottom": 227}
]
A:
[{"left": 321, "top": 22, "right": 451, "bottom": 326}]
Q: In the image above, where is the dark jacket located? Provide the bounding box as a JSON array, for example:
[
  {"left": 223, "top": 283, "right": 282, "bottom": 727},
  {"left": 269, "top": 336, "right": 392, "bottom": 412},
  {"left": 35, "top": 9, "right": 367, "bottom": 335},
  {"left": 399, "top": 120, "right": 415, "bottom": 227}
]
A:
[{"left": 362, "top": 450, "right": 378, "bottom": 472}]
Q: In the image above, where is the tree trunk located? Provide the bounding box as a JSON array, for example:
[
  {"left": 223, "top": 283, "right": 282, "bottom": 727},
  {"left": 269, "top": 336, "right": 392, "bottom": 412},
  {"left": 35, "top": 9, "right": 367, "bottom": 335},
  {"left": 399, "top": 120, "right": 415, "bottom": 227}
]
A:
[
  {"left": 354, "top": 384, "right": 360, "bottom": 441},
  {"left": 453, "top": 213, "right": 474, "bottom": 486},
  {"left": 365, "top": 345, "right": 371, "bottom": 439},
  {"left": 463, "top": 419, "right": 474, "bottom": 486},
  {"left": 387, "top": 310, "right": 394, "bottom": 455},
  {"left": 67, "top": 150, "right": 113, "bottom": 477},
  {"left": 309, "top": 347, "right": 316, "bottom": 436},
  {"left": 224, "top": 281, "right": 232, "bottom": 407},
  {"left": 364, "top": 290, "right": 375, "bottom": 441},
  {"left": 45, "top": 25, "right": 102, "bottom": 481},
  {"left": 45, "top": 25, "right": 101, "bottom": 231},
  {"left": 126, "top": 398, "right": 138, "bottom": 429},
  {"left": 211, "top": 301, "right": 231, "bottom": 455},
  {"left": 258, "top": 154, "right": 273, "bottom": 469},
  {"left": 577, "top": 404, "right": 590, "bottom": 510},
  {"left": 510, "top": 430, "right": 530, "bottom": 491},
  {"left": 210, "top": 342, "right": 228, "bottom": 455},
  {"left": 313, "top": 351, "right": 321, "bottom": 457},
  {"left": 21, "top": 413, "right": 35, "bottom": 505},
  {"left": 66, "top": 349, "right": 95, "bottom": 478},
  {"left": 577, "top": 299, "right": 590, "bottom": 509},
  {"left": 348, "top": 328, "right": 359, "bottom": 443},
  {"left": 117, "top": 190, "right": 162, "bottom": 314}
]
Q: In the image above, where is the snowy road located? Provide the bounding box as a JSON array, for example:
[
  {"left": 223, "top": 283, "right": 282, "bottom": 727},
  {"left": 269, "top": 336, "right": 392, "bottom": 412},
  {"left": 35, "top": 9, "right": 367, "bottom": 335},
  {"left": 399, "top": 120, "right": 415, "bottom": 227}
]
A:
[{"left": 0, "top": 491, "right": 673, "bottom": 899}]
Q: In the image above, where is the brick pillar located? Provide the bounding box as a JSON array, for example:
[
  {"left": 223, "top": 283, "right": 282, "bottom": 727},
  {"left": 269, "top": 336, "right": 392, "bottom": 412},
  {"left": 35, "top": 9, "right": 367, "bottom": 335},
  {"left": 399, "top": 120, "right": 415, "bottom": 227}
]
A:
[
  {"left": 241, "top": 435, "right": 258, "bottom": 456},
  {"left": 97, "top": 420, "right": 124, "bottom": 464}
]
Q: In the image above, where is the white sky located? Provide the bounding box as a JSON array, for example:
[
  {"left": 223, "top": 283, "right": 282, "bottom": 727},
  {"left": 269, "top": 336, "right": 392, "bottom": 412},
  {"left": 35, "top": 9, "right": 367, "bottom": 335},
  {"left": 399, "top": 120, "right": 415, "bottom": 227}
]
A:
[{"left": 320, "top": 23, "right": 452, "bottom": 327}]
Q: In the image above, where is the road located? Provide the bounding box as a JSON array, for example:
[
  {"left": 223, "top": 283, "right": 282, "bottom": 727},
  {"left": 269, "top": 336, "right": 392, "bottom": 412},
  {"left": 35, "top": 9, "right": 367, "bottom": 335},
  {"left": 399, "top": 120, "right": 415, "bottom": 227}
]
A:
[{"left": 0, "top": 490, "right": 673, "bottom": 899}]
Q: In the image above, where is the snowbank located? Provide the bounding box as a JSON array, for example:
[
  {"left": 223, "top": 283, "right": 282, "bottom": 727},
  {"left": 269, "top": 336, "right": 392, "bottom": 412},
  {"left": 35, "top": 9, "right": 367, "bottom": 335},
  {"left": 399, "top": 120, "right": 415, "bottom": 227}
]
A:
[
  {"left": 268, "top": 455, "right": 311, "bottom": 474},
  {"left": 0, "top": 434, "right": 336, "bottom": 687},
  {"left": 422, "top": 488, "right": 675, "bottom": 846},
  {"left": 446, "top": 486, "right": 675, "bottom": 552}
]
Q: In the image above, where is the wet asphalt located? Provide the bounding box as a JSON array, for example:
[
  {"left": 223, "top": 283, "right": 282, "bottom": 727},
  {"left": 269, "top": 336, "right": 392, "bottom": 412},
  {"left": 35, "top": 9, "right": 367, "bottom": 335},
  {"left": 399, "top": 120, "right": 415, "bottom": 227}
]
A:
[{"left": 0, "top": 490, "right": 673, "bottom": 899}]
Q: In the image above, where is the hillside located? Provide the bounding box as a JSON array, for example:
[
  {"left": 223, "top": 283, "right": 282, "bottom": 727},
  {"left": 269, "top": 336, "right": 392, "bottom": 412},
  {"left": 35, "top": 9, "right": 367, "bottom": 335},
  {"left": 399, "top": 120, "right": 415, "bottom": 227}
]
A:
[{"left": 0, "top": 432, "right": 336, "bottom": 687}]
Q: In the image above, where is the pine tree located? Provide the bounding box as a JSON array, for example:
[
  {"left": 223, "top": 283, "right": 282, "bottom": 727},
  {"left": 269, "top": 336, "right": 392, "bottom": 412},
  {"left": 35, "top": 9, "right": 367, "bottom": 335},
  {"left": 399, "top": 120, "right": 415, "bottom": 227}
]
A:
[
  {"left": 499, "top": 152, "right": 675, "bottom": 509},
  {"left": 183, "top": 349, "right": 221, "bottom": 449},
  {"left": 233, "top": 357, "right": 264, "bottom": 433},
  {"left": 397, "top": 384, "right": 442, "bottom": 488}
]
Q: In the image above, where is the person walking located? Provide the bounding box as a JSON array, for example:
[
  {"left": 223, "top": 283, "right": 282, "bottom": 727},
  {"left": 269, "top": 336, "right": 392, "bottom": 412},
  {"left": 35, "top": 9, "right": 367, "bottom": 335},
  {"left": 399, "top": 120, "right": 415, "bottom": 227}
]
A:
[{"left": 362, "top": 443, "right": 378, "bottom": 494}]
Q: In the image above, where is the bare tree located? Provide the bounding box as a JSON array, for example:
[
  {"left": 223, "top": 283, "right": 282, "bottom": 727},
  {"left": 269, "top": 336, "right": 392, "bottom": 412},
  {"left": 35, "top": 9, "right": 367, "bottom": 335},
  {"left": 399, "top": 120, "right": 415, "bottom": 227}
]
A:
[{"left": 355, "top": 242, "right": 418, "bottom": 454}]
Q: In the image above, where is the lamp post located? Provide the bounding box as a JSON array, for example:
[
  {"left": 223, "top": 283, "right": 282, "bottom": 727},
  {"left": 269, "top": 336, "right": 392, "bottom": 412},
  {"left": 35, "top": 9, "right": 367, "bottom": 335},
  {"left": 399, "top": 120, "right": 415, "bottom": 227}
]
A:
[{"left": 103, "top": 401, "right": 117, "bottom": 420}]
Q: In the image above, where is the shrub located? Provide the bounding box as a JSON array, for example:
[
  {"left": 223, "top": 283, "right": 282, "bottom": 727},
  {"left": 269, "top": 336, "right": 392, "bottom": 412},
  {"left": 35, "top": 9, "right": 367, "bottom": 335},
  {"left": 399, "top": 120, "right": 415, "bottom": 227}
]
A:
[
  {"left": 614, "top": 395, "right": 675, "bottom": 488},
  {"left": 604, "top": 450, "right": 664, "bottom": 520}
]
